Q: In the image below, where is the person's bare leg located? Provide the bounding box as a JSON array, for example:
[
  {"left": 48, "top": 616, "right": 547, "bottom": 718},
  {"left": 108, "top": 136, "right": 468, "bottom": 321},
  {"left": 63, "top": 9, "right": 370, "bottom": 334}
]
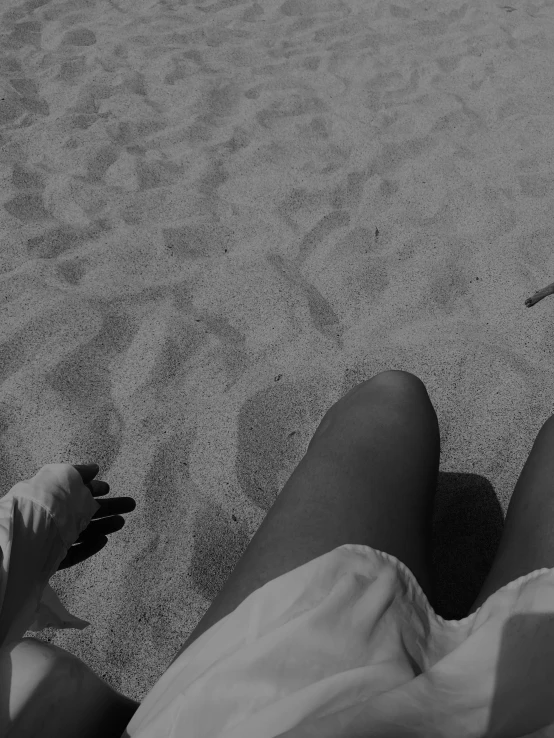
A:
[
  {"left": 469, "top": 286, "right": 554, "bottom": 609},
  {"left": 0, "top": 637, "right": 139, "bottom": 738},
  {"left": 468, "top": 416, "right": 554, "bottom": 615},
  {"left": 167, "top": 370, "right": 441, "bottom": 668}
]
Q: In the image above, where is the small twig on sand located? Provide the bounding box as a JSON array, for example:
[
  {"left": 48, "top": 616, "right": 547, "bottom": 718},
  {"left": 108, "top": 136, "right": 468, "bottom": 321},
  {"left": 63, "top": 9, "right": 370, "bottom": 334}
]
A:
[{"left": 525, "top": 282, "right": 554, "bottom": 307}]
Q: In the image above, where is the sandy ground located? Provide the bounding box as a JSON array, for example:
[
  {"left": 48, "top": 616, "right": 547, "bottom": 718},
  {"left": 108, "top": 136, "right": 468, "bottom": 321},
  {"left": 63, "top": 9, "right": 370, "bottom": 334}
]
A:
[{"left": 2, "top": 0, "right": 554, "bottom": 704}]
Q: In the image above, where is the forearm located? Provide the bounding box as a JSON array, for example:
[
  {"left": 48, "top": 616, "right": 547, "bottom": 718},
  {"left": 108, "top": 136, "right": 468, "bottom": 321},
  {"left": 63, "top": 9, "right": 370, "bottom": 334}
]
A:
[{"left": 3, "top": 637, "right": 139, "bottom": 738}]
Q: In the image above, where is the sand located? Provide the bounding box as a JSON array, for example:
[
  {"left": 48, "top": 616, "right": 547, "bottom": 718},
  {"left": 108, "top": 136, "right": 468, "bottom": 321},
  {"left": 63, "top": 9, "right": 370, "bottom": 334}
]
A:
[{"left": 2, "top": 0, "right": 554, "bottom": 704}]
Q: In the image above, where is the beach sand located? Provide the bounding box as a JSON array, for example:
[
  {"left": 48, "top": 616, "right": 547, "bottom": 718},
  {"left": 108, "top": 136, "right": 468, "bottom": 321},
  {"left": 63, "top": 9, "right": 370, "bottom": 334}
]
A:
[{"left": 2, "top": 0, "right": 554, "bottom": 704}]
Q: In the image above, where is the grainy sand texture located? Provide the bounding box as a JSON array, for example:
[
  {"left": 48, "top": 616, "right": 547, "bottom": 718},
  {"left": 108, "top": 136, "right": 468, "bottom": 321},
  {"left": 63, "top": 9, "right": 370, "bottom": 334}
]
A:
[{"left": 3, "top": 0, "right": 554, "bottom": 704}]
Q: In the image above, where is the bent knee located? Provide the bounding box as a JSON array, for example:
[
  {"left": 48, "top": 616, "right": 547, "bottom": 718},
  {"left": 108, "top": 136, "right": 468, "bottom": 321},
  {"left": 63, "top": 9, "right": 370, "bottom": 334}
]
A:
[
  {"left": 371, "top": 369, "right": 426, "bottom": 390},
  {"left": 0, "top": 637, "right": 66, "bottom": 733},
  {"left": 335, "top": 370, "right": 427, "bottom": 412}
]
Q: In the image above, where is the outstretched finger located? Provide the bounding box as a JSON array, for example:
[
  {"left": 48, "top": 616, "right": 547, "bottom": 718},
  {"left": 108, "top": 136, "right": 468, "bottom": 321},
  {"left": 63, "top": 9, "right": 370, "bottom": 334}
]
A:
[
  {"left": 72, "top": 463, "right": 100, "bottom": 485},
  {"left": 57, "top": 535, "right": 108, "bottom": 571},
  {"left": 87, "top": 479, "right": 110, "bottom": 498}
]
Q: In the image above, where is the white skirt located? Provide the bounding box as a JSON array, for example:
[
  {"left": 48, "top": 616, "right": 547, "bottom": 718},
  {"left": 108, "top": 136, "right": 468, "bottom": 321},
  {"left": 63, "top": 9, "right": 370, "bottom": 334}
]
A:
[{"left": 125, "top": 543, "right": 554, "bottom": 738}]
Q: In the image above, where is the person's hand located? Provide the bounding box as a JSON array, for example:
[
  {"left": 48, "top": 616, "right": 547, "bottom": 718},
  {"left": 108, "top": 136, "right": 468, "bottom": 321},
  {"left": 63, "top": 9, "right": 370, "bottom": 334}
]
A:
[{"left": 56, "top": 463, "right": 136, "bottom": 572}]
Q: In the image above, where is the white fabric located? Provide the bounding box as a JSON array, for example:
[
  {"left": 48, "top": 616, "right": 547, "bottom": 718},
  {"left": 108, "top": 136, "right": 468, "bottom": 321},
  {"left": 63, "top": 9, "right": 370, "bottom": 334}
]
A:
[
  {"left": 0, "top": 464, "right": 100, "bottom": 650},
  {"left": 4, "top": 466, "right": 554, "bottom": 737},
  {"left": 125, "top": 545, "right": 554, "bottom": 738}
]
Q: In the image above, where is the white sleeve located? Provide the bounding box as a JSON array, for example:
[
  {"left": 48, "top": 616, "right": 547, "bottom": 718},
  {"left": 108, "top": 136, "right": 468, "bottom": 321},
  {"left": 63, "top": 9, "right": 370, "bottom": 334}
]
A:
[{"left": 0, "top": 464, "right": 101, "bottom": 650}]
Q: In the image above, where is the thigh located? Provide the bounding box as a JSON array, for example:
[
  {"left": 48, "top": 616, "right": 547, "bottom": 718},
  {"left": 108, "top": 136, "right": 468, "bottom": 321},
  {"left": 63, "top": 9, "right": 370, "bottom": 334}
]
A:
[
  {"left": 468, "top": 415, "right": 554, "bottom": 615},
  {"left": 168, "top": 370, "right": 441, "bottom": 667},
  {"left": 1, "top": 637, "right": 138, "bottom": 738}
]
